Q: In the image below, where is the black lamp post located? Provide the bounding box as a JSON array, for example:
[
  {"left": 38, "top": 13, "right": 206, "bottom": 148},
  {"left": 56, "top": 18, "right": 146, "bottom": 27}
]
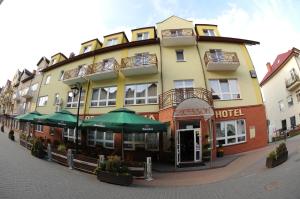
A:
[{"left": 71, "top": 83, "right": 82, "bottom": 154}]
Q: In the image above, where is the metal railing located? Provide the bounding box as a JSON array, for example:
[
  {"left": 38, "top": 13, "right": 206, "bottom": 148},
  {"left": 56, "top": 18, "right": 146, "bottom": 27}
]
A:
[
  {"left": 204, "top": 51, "right": 239, "bottom": 66},
  {"left": 159, "top": 88, "right": 213, "bottom": 110},
  {"left": 120, "top": 54, "right": 157, "bottom": 69},
  {"left": 285, "top": 74, "right": 300, "bottom": 88},
  {"left": 63, "top": 66, "right": 87, "bottom": 81},
  {"left": 86, "top": 59, "right": 118, "bottom": 75},
  {"left": 161, "top": 28, "right": 194, "bottom": 38}
]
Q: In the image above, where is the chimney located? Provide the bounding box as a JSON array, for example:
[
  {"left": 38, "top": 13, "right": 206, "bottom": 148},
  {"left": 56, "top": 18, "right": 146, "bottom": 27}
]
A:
[{"left": 266, "top": 62, "right": 272, "bottom": 72}]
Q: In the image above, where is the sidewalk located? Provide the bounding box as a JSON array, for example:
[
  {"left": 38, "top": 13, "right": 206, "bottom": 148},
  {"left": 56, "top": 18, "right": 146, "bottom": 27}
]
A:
[{"left": 136, "top": 136, "right": 300, "bottom": 187}]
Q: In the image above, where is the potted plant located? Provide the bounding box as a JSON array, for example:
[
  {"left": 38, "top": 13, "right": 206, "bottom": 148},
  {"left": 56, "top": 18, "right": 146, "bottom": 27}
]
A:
[
  {"left": 266, "top": 142, "right": 288, "bottom": 168},
  {"left": 8, "top": 130, "right": 15, "bottom": 141},
  {"left": 216, "top": 143, "right": 224, "bottom": 157},
  {"left": 95, "top": 155, "right": 133, "bottom": 186},
  {"left": 31, "top": 138, "right": 45, "bottom": 158}
]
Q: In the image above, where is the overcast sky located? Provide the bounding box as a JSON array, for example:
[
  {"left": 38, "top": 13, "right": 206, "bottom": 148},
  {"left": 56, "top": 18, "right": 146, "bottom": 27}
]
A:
[{"left": 0, "top": 0, "right": 299, "bottom": 86}]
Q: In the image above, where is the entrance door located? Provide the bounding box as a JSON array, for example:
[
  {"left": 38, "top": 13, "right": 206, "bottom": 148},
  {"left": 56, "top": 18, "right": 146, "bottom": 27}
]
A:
[{"left": 194, "top": 129, "right": 201, "bottom": 162}]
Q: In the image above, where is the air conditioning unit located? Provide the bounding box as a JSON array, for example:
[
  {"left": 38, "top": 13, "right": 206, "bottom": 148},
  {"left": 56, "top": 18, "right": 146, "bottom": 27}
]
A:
[{"left": 56, "top": 98, "right": 63, "bottom": 105}]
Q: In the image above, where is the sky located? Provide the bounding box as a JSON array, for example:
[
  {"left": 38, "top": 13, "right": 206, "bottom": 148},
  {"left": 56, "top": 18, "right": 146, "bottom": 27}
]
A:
[{"left": 0, "top": 0, "right": 299, "bottom": 86}]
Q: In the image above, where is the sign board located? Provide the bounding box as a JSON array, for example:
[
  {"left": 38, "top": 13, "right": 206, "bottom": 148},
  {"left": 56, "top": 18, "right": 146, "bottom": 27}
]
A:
[
  {"left": 215, "top": 108, "right": 244, "bottom": 119},
  {"left": 250, "top": 126, "right": 256, "bottom": 139}
]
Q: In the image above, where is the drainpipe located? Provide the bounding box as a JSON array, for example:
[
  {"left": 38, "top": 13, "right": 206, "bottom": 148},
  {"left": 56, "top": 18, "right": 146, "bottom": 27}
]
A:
[
  {"left": 196, "top": 42, "right": 208, "bottom": 90},
  {"left": 35, "top": 71, "right": 45, "bottom": 112}
]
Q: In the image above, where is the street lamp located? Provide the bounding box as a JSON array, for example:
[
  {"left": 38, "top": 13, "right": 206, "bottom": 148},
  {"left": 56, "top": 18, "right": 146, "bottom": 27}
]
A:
[{"left": 71, "top": 83, "right": 82, "bottom": 154}]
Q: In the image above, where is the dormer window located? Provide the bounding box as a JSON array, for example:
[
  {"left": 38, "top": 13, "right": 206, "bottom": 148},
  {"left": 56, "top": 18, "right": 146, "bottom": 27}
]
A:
[
  {"left": 107, "top": 38, "right": 118, "bottom": 46},
  {"left": 137, "top": 32, "right": 149, "bottom": 41},
  {"left": 51, "top": 58, "right": 57, "bottom": 65},
  {"left": 83, "top": 45, "right": 92, "bottom": 53},
  {"left": 203, "top": 29, "right": 215, "bottom": 36}
]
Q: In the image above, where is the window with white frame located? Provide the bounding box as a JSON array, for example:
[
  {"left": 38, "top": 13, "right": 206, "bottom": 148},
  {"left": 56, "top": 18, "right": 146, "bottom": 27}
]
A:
[
  {"left": 134, "top": 52, "right": 150, "bottom": 65},
  {"left": 78, "top": 65, "right": 87, "bottom": 76},
  {"left": 37, "top": 96, "right": 48, "bottom": 106},
  {"left": 51, "top": 58, "right": 57, "bottom": 65},
  {"left": 107, "top": 38, "right": 118, "bottom": 46},
  {"left": 45, "top": 75, "right": 51, "bottom": 85},
  {"left": 123, "top": 133, "right": 159, "bottom": 151},
  {"left": 54, "top": 93, "right": 60, "bottom": 105},
  {"left": 125, "top": 83, "right": 158, "bottom": 105},
  {"left": 174, "top": 80, "right": 193, "bottom": 89},
  {"left": 297, "top": 90, "right": 300, "bottom": 102},
  {"left": 91, "top": 87, "right": 117, "bottom": 107},
  {"left": 63, "top": 128, "right": 81, "bottom": 143},
  {"left": 31, "top": 83, "right": 38, "bottom": 91},
  {"left": 35, "top": 124, "right": 43, "bottom": 132},
  {"left": 176, "top": 50, "right": 185, "bottom": 61},
  {"left": 87, "top": 129, "right": 114, "bottom": 148},
  {"left": 287, "top": 95, "right": 293, "bottom": 107},
  {"left": 209, "top": 79, "right": 240, "bottom": 100},
  {"left": 278, "top": 100, "right": 285, "bottom": 112},
  {"left": 216, "top": 119, "right": 246, "bottom": 146},
  {"left": 59, "top": 70, "right": 64, "bottom": 81},
  {"left": 203, "top": 29, "right": 215, "bottom": 36},
  {"left": 137, "top": 32, "right": 149, "bottom": 41},
  {"left": 209, "top": 49, "right": 224, "bottom": 61},
  {"left": 83, "top": 45, "right": 92, "bottom": 53},
  {"left": 66, "top": 90, "right": 85, "bottom": 108},
  {"left": 103, "top": 58, "right": 115, "bottom": 71}
]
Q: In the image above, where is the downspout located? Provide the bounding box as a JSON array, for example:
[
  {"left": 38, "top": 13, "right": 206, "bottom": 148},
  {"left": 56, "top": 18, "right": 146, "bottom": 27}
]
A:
[
  {"left": 195, "top": 39, "right": 208, "bottom": 90},
  {"left": 35, "top": 71, "right": 45, "bottom": 112}
]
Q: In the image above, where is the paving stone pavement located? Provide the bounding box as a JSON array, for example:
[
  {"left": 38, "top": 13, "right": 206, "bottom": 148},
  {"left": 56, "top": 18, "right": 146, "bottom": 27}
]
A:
[{"left": 1, "top": 130, "right": 300, "bottom": 199}]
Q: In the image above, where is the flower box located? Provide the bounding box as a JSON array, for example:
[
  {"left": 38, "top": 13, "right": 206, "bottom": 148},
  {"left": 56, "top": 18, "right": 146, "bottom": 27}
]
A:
[
  {"left": 266, "top": 151, "right": 288, "bottom": 168},
  {"left": 97, "top": 171, "right": 133, "bottom": 186}
]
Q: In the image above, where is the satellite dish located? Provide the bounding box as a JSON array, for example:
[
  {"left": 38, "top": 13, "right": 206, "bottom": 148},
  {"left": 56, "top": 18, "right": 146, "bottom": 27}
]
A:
[{"left": 69, "top": 52, "right": 75, "bottom": 58}]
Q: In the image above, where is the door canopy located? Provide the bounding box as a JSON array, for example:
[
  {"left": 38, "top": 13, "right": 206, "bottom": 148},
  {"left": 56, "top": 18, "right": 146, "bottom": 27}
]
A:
[{"left": 173, "top": 98, "right": 214, "bottom": 120}]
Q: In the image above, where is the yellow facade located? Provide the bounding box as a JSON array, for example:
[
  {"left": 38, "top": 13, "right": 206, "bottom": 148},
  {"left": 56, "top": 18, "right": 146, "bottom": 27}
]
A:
[
  {"left": 103, "top": 32, "right": 128, "bottom": 47},
  {"left": 131, "top": 27, "right": 156, "bottom": 41},
  {"left": 195, "top": 24, "right": 221, "bottom": 36},
  {"left": 79, "top": 39, "right": 102, "bottom": 54}
]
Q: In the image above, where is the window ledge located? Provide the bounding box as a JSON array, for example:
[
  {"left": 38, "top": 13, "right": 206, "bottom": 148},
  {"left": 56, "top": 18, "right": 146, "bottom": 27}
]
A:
[
  {"left": 213, "top": 98, "right": 243, "bottom": 101},
  {"left": 176, "top": 60, "right": 186, "bottom": 62},
  {"left": 124, "top": 103, "right": 158, "bottom": 107}
]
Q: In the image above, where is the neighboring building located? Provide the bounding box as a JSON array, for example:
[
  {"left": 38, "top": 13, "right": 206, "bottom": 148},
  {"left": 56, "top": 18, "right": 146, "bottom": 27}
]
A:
[
  {"left": 0, "top": 16, "right": 268, "bottom": 167},
  {"left": 0, "top": 80, "right": 13, "bottom": 127},
  {"left": 260, "top": 47, "right": 300, "bottom": 141}
]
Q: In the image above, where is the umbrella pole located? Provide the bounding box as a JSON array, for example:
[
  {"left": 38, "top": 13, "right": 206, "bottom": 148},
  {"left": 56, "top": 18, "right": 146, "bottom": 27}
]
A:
[{"left": 121, "top": 128, "right": 124, "bottom": 160}]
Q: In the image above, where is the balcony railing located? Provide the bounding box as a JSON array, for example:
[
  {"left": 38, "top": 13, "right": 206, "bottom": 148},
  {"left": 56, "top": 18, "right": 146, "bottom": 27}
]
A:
[
  {"left": 63, "top": 66, "right": 88, "bottom": 85},
  {"left": 120, "top": 54, "right": 158, "bottom": 76},
  {"left": 159, "top": 88, "right": 213, "bottom": 110},
  {"left": 22, "top": 89, "right": 34, "bottom": 99},
  {"left": 285, "top": 74, "right": 300, "bottom": 90},
  {"left": 85, "top": 59, "right": 118, "bottom": 81},
  {"left": 161, "top": 28, "right": 195, "bottom": 46},
  {"left": 204, "top": 51, "right": 240, "bottom": 71}
]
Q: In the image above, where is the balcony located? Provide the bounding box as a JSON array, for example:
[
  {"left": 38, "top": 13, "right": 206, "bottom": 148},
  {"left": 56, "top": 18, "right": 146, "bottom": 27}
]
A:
[
  {"left": 161, "top": 28, "right": 195, "bottom": 46},
  {"left": 63, "top": 66, "right": 88, "bottom": 85},
  {"left": 12, "top": 93, "right": 21, "bottom": 102},
  {"left": 22, "top": 89, "right": 34, "bottom": 99},
  {"left": 159, "top": 88, "right": 213, "bottom": 110},
  {"left": 204, "top": 51, "right": 240, "bottom": 71},
  {"left": 120, "top": 54, "right": 158, "bottom": 77},
  {"left": 286, "top": 74, "right": 300, "bottom": 91},
  {"left": 85, "top": 59, "right": 118, "bottom": 81}
]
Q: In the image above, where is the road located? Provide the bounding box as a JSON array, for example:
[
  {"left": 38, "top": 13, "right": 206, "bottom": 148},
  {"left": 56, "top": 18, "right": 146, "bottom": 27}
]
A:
[{"left": 1, "top": 131, "right": 300, "bottom": 199}]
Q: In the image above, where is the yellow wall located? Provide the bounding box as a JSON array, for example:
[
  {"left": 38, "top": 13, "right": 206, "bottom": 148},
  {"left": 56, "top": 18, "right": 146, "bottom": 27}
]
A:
[
  {"left": 51, "top": 53, "right": 66, "bottom": 64},
  {"left": 79, "top": 40, "right": 102, "bottom": 54},
  {"left": 195, "top": 25, "right": 220, "bottom": 36},
  {"left": 103, "top": 33, "right": 127, "bottom": 47},
  {"left": 131, "top": 28, "right": 155, "bottom": 41}
]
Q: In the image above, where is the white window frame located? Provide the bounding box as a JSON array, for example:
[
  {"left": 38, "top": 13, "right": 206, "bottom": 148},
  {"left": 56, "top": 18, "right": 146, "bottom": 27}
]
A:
[
  {"left": 174, "top": 80, "right": 194, "bottom": 89},
  {"left": 83, "top": 45, "right": 92, "bottom": 53},
  {"left": 203, "top": 29, "right": 215, "bottom": 36},
  {"left": 287, "top": 95, "right": 293, "bottom": 107},
  {"left": 35, "top": 124, "right": 43, "bottom": 132},
  {"left": 176, "top": 50, "right": 185, "bottom": 61},
  {"left": 91, "top": 87, "right": 117, "bottom": 107},
  {"left": 216, "top": 119, "right": 246, "bottom": 147},
  {"left": 59, "top": 70, "right": 64, "bottom": 81},
  {"left": 45, "top": 75, "right": 51, "bottom": 85},
  {"left": 66, "top": 90, "right": 85, "bottom": 108},
  {"left": 51, "top": 58, "right": 57, "bottom": 65},
  {"left": 123, "top": 133, "right": 159, "bottom": 151},
  {"left": 54, "top": 93, "right": 60, "bottom": 105},
  {"left": 31, "top": 83, "right": 38, "bottom": 91},
  {"left": 37, "top": 96, "right": 48, "bottom": 107},
  {"left": 137, "top": 32, "right": 149, "bottom": 41},
  {"left": 278, "top": 100, "right": 285, "bottom": 112},
  {"left": 209, "top": 79, "right": 241, "bottom": 100},
  {"left": 63, "top": 128, "right": 81, "bottom": 143},
  {"left": 296, "top": 90, "right": 300, "bottom": 102},
  {"left": 87, "top": 129, "right": 114, "bottom": 149},
  {"left": 107, "top": 38, "right": 118, "bottom": 46},
  {"left": 124, "top": 83, "right": 158, "bottom": 105}
]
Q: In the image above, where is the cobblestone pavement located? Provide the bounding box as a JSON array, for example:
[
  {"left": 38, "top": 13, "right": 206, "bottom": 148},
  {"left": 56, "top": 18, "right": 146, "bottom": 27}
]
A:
[{"left": 1, "top": 130, "right": 300, "bottom": 199}]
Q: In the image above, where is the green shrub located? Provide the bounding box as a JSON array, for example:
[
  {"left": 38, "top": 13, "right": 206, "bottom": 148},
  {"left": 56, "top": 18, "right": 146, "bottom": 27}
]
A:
[
  {"left": 31, "top": 138, "right": 45, "bottom": 158},
  {"left": 19, "top": 133, "right": 27, "bottom": 140},
  {"left": 57, "top": 144, "right": 66, "bottom": 152},
  {"left": 95, "top": 155, "right": 129, "bottom": 175},
  {"left": 276, "top": 142, "right": 287, "bottom": 154},
  {"left": 268, "top": 150, "right": 277, "bottom": 160}
]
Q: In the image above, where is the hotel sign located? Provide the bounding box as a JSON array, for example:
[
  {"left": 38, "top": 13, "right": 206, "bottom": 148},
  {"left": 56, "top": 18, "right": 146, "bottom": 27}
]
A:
[{"left": 215, "top": 108, "right": 244, "bottom": 119}]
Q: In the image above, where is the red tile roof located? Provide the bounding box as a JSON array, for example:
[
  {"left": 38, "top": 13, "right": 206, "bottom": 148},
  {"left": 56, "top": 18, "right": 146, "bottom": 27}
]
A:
[{"left": 260, "top": 48, "right": 299, "bottom": 86}]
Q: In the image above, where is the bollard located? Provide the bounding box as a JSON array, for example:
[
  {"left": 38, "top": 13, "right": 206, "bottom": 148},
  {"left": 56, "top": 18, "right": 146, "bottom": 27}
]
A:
[
  {"left": 47, "top": 143, "right": 52, "bottom": 162},
  {"left": 98, "top": 155, "right": 105, "bottom": 167},
  {"left": 67, "top": 149, "right": 73, "bottom": 169},
  {"left": 145, "top": 157, "right": 153, "bottom": 181}
]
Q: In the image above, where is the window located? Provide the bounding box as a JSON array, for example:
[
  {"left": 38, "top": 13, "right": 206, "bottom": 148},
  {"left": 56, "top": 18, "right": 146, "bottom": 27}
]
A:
[
  {"left": 37, "top": 96, "right": 48, "bottom": 107},
  {"left": 290, "top": 116, "right": 296, "bottom": 129},
  {"left": 176, "top": 50, "right": 184, "bottom": 61},
  {"left": 203, "top": 29, "right": 215, "bottom": 36},
  {"left": 209, "top": 49, "right": 224, "bottom": 61},
  {"left": 103, "top": 58, "right": 115, "bottom": 71},
  {"left": 51, "top": 58, "right": 57, "bottom": 65},
  {"left": 124, "top": 133, "right": 159, "bottom": 151},
  {"left": 290, "top": 68, "right": 297, "bottom": 80},
  {"left": 78, "top": 65, "right": 87, "bottom": 76},
  {"left": 45, "top": 75, "right": 51, "bottom": 85},
  {"left": 174, "top": 80, "right": 193, "bottom": 89},
  {"left": 209, "top": 79, "right": 240, "bottom": 100},
  {"left": 66, "top": 90, "right": 85, "bottom": 108},
  {"left": 170, "top": 29, "right": 183, "bottom": 37},
  {"left": 125, "top": 83, "right": 157, "bottom": 105},
  {"left": 35, "top": 124, "right": 43, "bottom": 132},
  {"left": 59, "top": 71, "right": 64, "bottom": 81},
  {"left": 63, "top": 128, "right": 81, "bottom": 143},
  {"left": 87, "top": 129, "right": 114, "bottom": 148},
  {"left": 54, "top": 93, "right": 60, "bottom": 105},
  {"left": 137, "top": 32, "right": 149, "bottom": 41},
  {"left": 107, "top": 38, "right": 118, "bottom": 46},
  {"left": 31, "top": 83, "right": 38, "bottom": 91},
  {"left": 278, "top": 100, "right": 285, "bottom": 112},
  {"left": 83, "top": 45, "right": 92, "bottom": 53},
  {"left": 91, "top": 87, "right": 117, "bottom": 107},
  {"left": 297, "top": 90, "right": 300, "bottom": 102},
  {"left": 216, "top": 119, "right": 246, "bottom": 146},
  {"left": 287, "top": 95, "right": 293, "bottom": 107},
  {"left": 134, "top": 52, "right": 150, "bottom": 65}
]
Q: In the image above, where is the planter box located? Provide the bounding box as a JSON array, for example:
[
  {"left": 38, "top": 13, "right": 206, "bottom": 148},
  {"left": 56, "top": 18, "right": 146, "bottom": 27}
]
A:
[
  {"left": 97, "top": 171, "right": 133, "bottom": 186},
  {"left": 266, "top": 151, "right": 288, "bottom": 168}
]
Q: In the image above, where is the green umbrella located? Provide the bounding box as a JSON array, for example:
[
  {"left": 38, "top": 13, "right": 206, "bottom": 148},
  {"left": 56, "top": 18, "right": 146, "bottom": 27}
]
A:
[
  {"left": 15, "top": 111, "right": 43, "bottom": 123},
  {"left": 34, "top": 110, "right": 80, "bottom": 128},
  {"left": 82, "top": 108, "right": 167, "bottom": 159}
]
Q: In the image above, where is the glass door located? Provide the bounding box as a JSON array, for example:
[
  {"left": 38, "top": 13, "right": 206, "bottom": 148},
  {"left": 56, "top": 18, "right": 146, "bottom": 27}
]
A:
[
  {"left": 194, "top": 128, "right": 201, "bottom": 162},
  {"left": 176, "top": 130, "right": 181, "bottom": 165}
]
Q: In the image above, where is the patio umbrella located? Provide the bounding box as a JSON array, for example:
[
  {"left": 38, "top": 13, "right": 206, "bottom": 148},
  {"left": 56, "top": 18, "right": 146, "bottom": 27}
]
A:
[
  {"left": 15, "top": 111, "right": 44, "bottom": 135},
  {"left": 82, "top": 108, "right": 167, "bottom": 159}
]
